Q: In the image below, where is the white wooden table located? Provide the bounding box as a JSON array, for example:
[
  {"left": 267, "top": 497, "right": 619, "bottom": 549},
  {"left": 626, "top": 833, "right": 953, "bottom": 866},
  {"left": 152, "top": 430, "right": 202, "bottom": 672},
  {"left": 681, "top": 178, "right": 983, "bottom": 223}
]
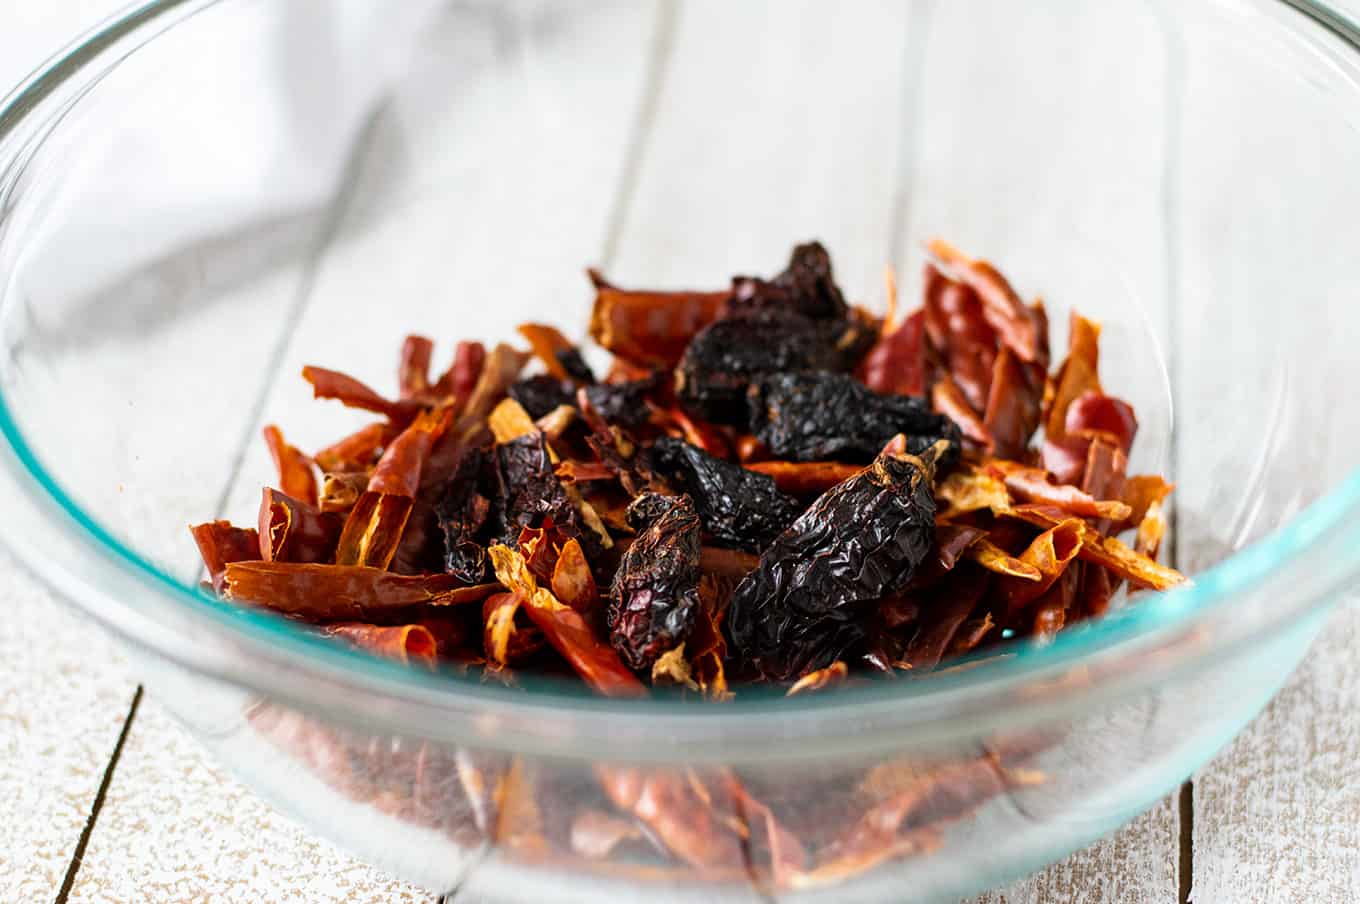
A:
[{"left": 2, "top": 3, "right": 1358, "bottom": 902}]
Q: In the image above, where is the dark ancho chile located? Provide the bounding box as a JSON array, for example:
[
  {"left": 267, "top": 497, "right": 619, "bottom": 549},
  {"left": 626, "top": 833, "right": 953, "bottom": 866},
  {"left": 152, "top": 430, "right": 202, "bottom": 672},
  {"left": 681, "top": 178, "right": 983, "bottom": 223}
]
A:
[
  {"left": 725, "top": 441, "right": 943, "bottom": 681},
  {"left": 608, "top": 493, "right": 703, "bottom": 670}
]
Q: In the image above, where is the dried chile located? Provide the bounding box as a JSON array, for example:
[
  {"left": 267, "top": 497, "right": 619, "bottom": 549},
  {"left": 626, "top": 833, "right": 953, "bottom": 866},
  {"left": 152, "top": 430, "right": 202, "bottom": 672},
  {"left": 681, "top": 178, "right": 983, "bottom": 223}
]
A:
[
  {"left": 607, "top": 493, "right": 703, "bottom": 670},
  {"left": 728, "top": 241, "right": 848, "bottom": 320},
  {"left": 645, "top": 436, "right": 801, "bottom": 552},
  {"left": 555, "top": 346, "right": 596, "bottom": 384},
  {"left": 435, "top": 446, "right": 493, "bottom": 583},
  {"left": 508, "top": 375, "right": 576, "bottom": 420},
  {"left": 510, "top": 373, "right": 657, "bottom": 429},
  {"left": 582, "top": 376, "right": 659, "bottom": 429},
  {"left": 676, "top": 244, "right": 876, "bottom": 425},
  {"left": 726, "top": 440, "right": 943, "bottom": 681},
  {"left": 676, "top": 308, "right": 843, "bottom": 425},
  {"left": 623, "top": 491, "right": 681, "bottom": 531},
  {"left": 747, "top": 372, "right": 961, "bottom": 465},
  {"left": 493, "top": 432, "right": 603, "bottom": 557}
]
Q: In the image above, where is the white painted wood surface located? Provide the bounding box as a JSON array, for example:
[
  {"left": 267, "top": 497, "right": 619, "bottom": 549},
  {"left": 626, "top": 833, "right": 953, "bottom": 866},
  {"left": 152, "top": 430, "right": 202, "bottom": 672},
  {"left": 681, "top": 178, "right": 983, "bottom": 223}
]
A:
[{"left": 2, "top": 3, "right": 1360, "bottom": 903}]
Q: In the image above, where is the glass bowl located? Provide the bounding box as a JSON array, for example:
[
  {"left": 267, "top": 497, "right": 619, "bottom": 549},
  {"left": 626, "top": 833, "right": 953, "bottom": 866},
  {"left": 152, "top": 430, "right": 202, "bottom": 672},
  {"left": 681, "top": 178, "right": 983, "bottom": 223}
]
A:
[{"left": 2, "top": 1, "right": 1359, "bottom": 900}]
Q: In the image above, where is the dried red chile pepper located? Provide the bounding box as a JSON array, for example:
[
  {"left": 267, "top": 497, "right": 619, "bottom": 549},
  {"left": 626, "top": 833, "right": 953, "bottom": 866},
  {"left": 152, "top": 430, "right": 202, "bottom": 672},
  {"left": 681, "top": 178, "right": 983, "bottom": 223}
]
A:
[
  {"left": 607, "top": 493, "right": 703, "bottom": 670},
  {"left": 726, "top": 440, "right": 943, "bottom": 681}
]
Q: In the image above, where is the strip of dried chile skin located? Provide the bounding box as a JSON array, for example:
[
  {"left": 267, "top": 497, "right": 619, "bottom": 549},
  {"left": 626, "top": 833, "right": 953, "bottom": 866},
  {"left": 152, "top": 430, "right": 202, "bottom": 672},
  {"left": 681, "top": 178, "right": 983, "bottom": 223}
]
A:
[
  {"left": 608, "top": 493, "right": 703, "bottom": 671},
  {"left": 747, "top": 371, "right": 962, "bottom": 465},
  {"left": 726, "top": 441, "right": 943, "bottom": 682},
  {"left": 645, "top": 436, "right": 802, "bottom": 553}
]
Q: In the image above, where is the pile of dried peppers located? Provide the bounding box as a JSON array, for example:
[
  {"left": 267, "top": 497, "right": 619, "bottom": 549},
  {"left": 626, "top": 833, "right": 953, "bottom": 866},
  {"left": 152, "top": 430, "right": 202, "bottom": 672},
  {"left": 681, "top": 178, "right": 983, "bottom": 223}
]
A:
[{"left": 192, "top": 240, "right": 1185, "bottom": 884}]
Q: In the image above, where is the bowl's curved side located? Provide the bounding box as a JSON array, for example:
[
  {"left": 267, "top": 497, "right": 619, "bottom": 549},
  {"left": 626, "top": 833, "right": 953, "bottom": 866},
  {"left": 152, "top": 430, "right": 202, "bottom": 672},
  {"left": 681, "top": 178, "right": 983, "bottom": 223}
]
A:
[
  {"left": 0, "top": 0, "right": 1358, "bottom": 761},
  {"left": 135, "top": 594, "right": 1330, "bottom": 900}
]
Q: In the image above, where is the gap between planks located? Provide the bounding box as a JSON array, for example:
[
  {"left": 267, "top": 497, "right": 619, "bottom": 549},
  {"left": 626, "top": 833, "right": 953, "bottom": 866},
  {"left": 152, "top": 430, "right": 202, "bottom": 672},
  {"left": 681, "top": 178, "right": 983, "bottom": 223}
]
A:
[
  {"left": 1159, "top": 1, "right": 1192, "bottom": 898},
  {"left": 54, "top": 687, "right": 143, "bottom": 904},
  {"left": 1178, "top": 781, "right": 1193, "bottom": 904}
]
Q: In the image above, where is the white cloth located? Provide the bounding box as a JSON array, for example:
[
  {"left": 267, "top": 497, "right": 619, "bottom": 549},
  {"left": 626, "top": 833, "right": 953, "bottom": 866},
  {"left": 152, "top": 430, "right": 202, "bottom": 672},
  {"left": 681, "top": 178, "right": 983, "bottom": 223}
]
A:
[{"left": 14, "top": 0, "right": 442, "bottom": 302}]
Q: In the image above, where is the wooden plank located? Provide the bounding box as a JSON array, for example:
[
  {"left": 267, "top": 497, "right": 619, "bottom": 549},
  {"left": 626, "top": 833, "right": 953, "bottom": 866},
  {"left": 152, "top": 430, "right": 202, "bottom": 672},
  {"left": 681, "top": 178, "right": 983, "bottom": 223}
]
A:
[
  {"left": 972, "top": 799, "right": 1180, "bottom": 904},
  {"left": 0, "top": 0, "right": 398, "bottom": 891},
  {"left": 607, "top": 0, "right": 926, "bottom": 303},
  {"left": 66, "top": 2, "right": 665, "bottom": 900},
  {"left": 64, "top": 698, "right": 431, "bottom": 904},
  {"left": 903, "top": 3, "right": 1178, "bottom": 901},
  {"left": 0, "top": 551, "right": 135, "bottom": 902},
  {"left": 1192, "top": 606, "right": 1360, "bottom": 904},
  {"left": 0, "top": 4, "right": 235, "bottom": 901},
  {"left": 1173, "top": 3, "right": 1360, "bottom": 900}
]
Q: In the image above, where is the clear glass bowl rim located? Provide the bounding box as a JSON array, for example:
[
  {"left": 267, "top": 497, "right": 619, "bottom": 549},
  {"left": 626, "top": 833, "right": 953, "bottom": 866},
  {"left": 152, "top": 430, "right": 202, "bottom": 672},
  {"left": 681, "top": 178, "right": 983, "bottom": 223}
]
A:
[{"left": 2, "top": 0, "right": 1359, "bottom": 762}]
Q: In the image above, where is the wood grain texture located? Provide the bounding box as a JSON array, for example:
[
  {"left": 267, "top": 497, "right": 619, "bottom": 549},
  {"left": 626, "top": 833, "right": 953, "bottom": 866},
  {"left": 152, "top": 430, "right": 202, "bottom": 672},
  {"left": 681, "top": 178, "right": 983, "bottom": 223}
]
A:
[
  {"left": 1191, "top": 605, "right": 1360, "bottom": 904},
  {"left": 64, "top": 698, "right": 430, "bottom": 904},
  {"left": 972, "top": 799, "right": 1180, "bottom": 904},
  {"left": 0, "top": 6, "right": 170, "bottom": 903},
  {"left": 0, "top": 551, "right": 136, "bottom": 903},
  {"left": 5, "top": 1, "right": 1360, "bottom": 903}
]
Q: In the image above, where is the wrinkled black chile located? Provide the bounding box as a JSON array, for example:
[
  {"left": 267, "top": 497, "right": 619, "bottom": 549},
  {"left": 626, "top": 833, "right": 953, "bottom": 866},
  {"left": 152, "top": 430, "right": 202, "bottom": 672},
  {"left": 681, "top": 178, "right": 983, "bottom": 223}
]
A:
[
  {"left": 677, "top": 309, "right": 843, "bottom": 425},
  {"left": 727, "top": 241, "right": 849, "bottom": 322},
  {"left": 582, "top": 377, "right": 658, "bottom": 428},
  {"left": 748, "top": 372, "right": 961, "bottom": 465},
  {"left": 608, "top": 493, "right": 703, "bottom": 670},
  {"left": 509, "top": 374, "right": 655, "bottom": 427},
  {"left": 646, "top": 436, "right": 801, "bottom": 552},
  {"left": 436, "top": 446, "right": 493, "bottom": 582},
  {"left": 676, "top": 242, "right": 877, "bottom": 425},
  {"left": 726, "top": 446, "right": 940, "bottom": 681},
  {"left": 623, "top": 491, "right": 678, "bottom": 531},
  {"left": 508, "top": 375, "right": 575, "bottom": 419},
  {"left": 555, "top": 347, "right": 596, "bottom": 384},
  {"left": 493, "top": 432, "right": 602, "bottom": 556}
]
